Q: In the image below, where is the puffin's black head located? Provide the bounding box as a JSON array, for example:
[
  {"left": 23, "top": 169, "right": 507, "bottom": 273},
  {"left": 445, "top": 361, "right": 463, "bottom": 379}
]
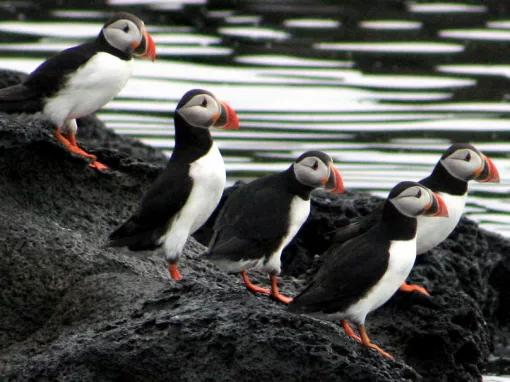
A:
[
  {"left": 101, "top": 12, "right": 156, "bottom": 61},
  {"left": 175, "top": 89, "right": 240, "bottom": 130},
  {"left": 292, "top": 151, "right": 344, "bottom": 193},
  {"left": 438, "top": 143, "right": 499, "bottom": 183},
  {"left": 388, "top": 181, "right": 448, "bottom": 218}
]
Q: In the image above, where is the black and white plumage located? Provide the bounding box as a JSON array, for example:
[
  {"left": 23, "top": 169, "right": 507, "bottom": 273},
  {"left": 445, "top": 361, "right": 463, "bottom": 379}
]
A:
[
  {"left": 289, "top": 181, "right": 448, "bottom": 360},
  {"left": 107, "top": 89, "right": 240, "bottom": 281},
  {"left": 205, "top": 151, "right": 344, "bottom": 304},
  {"left": 331, "top": 143, "right": 500, "bottom": 296},
  {"left": 0, "top": 12, "right": 156, "bottom": 171}
]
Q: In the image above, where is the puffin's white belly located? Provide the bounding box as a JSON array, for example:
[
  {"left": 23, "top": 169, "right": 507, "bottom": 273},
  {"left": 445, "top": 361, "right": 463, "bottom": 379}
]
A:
[
  {"left": 163, "top": 143, "right": 226, "bottom": 261},
  {"left": 262, "top": 196, "right": 310, "bottom": 275},
  {"left": 340, "top": 239, "right": 416, "bottom": 324},
  {"left": 416, "top": 192, "right": 466, "bottom": 255},
  {"left": 44, "top": 52, "right": 133, "bottom": 127}
]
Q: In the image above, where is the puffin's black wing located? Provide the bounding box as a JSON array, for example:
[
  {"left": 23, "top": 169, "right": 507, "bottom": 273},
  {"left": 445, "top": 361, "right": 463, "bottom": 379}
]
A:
[
  {"left": 330, "top": 203, "right": 383, "bottom": 244},
  {"left": 0, "top": 42, "right": 99, "bottom": 113},
  {"left": 207, "top": 174, "right": 291, "bottom": 261},
  {"left": 107, "top": 161, "right": 193, "bottom": 251},
  {"left": 289, "top": 227, "right": 389, "bottom": 315}
]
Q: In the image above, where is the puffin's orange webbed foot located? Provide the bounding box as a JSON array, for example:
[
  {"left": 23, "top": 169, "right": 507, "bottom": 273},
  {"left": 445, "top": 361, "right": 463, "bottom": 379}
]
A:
[
  {"left": 168, "top": 263, "right": 182, "bottom": 281},
  {"left": 241, "top": 271, "right": 271, "bottom": 295},
  {"left": 270, "top": 291, "right": 293, "bottom": 305},
  {"left": 359, "top": 324, "right": 395, "bottom": 361},
  {"left": 269, "top": 274, "right": 293, "bottom": 305},
  {"left": 399, "top": 282, "right": 430, "bottom": 297},
  {"left": 89, "top": 160, "right": 109, "bottom": 171},
  {"left": 54, "top": 128, "right": 102, "bottom": 164}
]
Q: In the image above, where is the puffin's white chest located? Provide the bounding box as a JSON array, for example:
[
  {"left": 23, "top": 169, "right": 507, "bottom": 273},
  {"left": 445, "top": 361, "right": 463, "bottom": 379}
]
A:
[
  {"left": 416, "top": 192, "right": 466, "bottom": 255},
  {"left": 186, "top": 143, "right": 226, "bottom": 233},
  {"left": 163, "top": 143, "right": 226, "bottom": 261},
  {"left": 344, "top": 239, "right": 416, "bottom": 324},
  {"left": 263, "top": 196, "right": 310, "bottom": 274},
  {"left": 44, "top": 52, "right": 132, "bottom": 126}
]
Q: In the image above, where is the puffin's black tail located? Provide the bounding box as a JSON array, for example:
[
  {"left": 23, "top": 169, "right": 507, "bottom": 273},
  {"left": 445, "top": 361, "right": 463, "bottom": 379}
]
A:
[
  {"left": 106, "top": 217, "right": 163, "bottom": 251},
  {"left": 287, "top": 279, "right": 326, "bottom": 314},
  {"left": 0, "top": 84, "right": 42, "bottom": 113},
  {"left": 330, "top": 204, "right": 383, "bottom": 244}
]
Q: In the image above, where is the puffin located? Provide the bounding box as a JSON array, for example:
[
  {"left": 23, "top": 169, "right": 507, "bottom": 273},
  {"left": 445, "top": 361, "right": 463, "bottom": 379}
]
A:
[
  {"left": 205, "top": 151, "right": 344, "bottom": 304},
  {"left": 107, "top": 89, "right": 239, "bottom": 281},
  {"left": 289, "top": 181, "right": 449, "bottom": 360},
  {"left": 0, "top": 12, "right": 156, "bottom": 171},
  {"left": 331, "top": 143, "right": 499, "bottom": 296}
]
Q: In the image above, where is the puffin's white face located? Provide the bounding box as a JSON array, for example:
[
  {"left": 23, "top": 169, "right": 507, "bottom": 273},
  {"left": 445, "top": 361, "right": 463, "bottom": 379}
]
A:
[
  {"left": 103, "top": 18, "right": 143, "bottom": 54},
  {"left": 390, "top": 184, "right": 436, "bottom": 218},
  {"left": 294, "top": 155, "right": 330, "bottom": 188},
  {"left": 293, "top": 152, "right": 344, "bottom": 193},
  {"left": 441, "top": 147, "right": 484, "bottom": 181},
  {"left": 177, "top": 93, "right": 222, "bottom": 129}
]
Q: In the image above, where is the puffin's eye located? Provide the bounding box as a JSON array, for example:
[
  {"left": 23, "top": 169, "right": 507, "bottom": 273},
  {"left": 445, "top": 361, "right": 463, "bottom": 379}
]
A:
[
  {"left": 312, "top": 161, "right": 319, "bottom": 170},
  {"left": 415, "top": 189, "right": 422, "bottom": 198},
  {"left": 201, "top": 98, "right": 208, "bottom": 108},
  {"left": 123, "top": 25, "right": 130, "bottom": 33},
  {"left": 464, "top": 152, "right": 471, "bottom": 162}
]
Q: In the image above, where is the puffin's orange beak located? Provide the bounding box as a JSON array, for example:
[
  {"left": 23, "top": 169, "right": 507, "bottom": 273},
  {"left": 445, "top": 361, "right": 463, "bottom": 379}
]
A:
[
  {"left": 475, "top": 155, "right": 500, "bottom": 183},
  {"left": 324, "top": 163, "right": 344, "bottom": 193},
  {"left": 214, "top": 101, "right": 240, "bottom": 130},
  {"left": 425, "top": 192, "right": 449, "bottom": 217},
  {"left": 134, "top": 26, "right": 156, "bottom": 61}
]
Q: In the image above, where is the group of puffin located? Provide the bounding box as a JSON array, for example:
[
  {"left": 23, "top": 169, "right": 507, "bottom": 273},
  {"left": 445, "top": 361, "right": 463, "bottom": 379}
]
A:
[{"left": 0, "top": 12, "right": 501, "bottom": 361}]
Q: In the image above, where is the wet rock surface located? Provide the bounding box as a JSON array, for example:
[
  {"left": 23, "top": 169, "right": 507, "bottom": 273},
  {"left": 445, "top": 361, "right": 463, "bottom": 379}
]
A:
[{"left": 0, "top": 70, "right": 508, "bottom": 381}]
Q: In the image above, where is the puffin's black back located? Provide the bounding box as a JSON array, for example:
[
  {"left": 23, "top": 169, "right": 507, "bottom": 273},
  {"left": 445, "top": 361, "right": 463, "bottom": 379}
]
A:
[
  {"left": 331, "top": 162, "right": 466, "bottom": 245},
  {"left": 207, "top": 167, "right": 313, "bottom": 262}
]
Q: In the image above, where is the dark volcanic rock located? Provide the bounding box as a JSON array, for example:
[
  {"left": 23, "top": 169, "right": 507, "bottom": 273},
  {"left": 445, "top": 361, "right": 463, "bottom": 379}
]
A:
[
  {"left": 0, "top": 71, "right": 417, "bottom": 382},
  {"left": 0, "top": 68, "right": 507, "bottom": 381},
  {"left": 197, "top": 188, "right": 509, "bottom": 381}
]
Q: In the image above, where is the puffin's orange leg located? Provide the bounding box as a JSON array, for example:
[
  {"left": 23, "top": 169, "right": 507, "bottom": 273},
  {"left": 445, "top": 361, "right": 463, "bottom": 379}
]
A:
[
  {"left": 168, "top": 262, "right": 182, "bottom": 281},
  {"left": 358, "top": 324, "right": 395, "bottom": 361},
  {"left": 241, "top": 271, "right": 270, "bottom": 295},
  {"left": 399, "top": 282, "right": 430, "bottom": 297},
  {"left": 341, "top": 320, "right": 361, "bottom": 343},
  {"left": 55, "top": 128, "right": 97, "bottom": 159},
  {"left": 269, "top": 274, "right": 293, "bottom": 305}
]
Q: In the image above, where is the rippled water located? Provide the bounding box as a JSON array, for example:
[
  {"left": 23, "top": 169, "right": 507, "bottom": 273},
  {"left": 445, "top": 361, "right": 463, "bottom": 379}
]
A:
[{"left": 0, "top": 1, "right": 509, "bottom": 241}]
